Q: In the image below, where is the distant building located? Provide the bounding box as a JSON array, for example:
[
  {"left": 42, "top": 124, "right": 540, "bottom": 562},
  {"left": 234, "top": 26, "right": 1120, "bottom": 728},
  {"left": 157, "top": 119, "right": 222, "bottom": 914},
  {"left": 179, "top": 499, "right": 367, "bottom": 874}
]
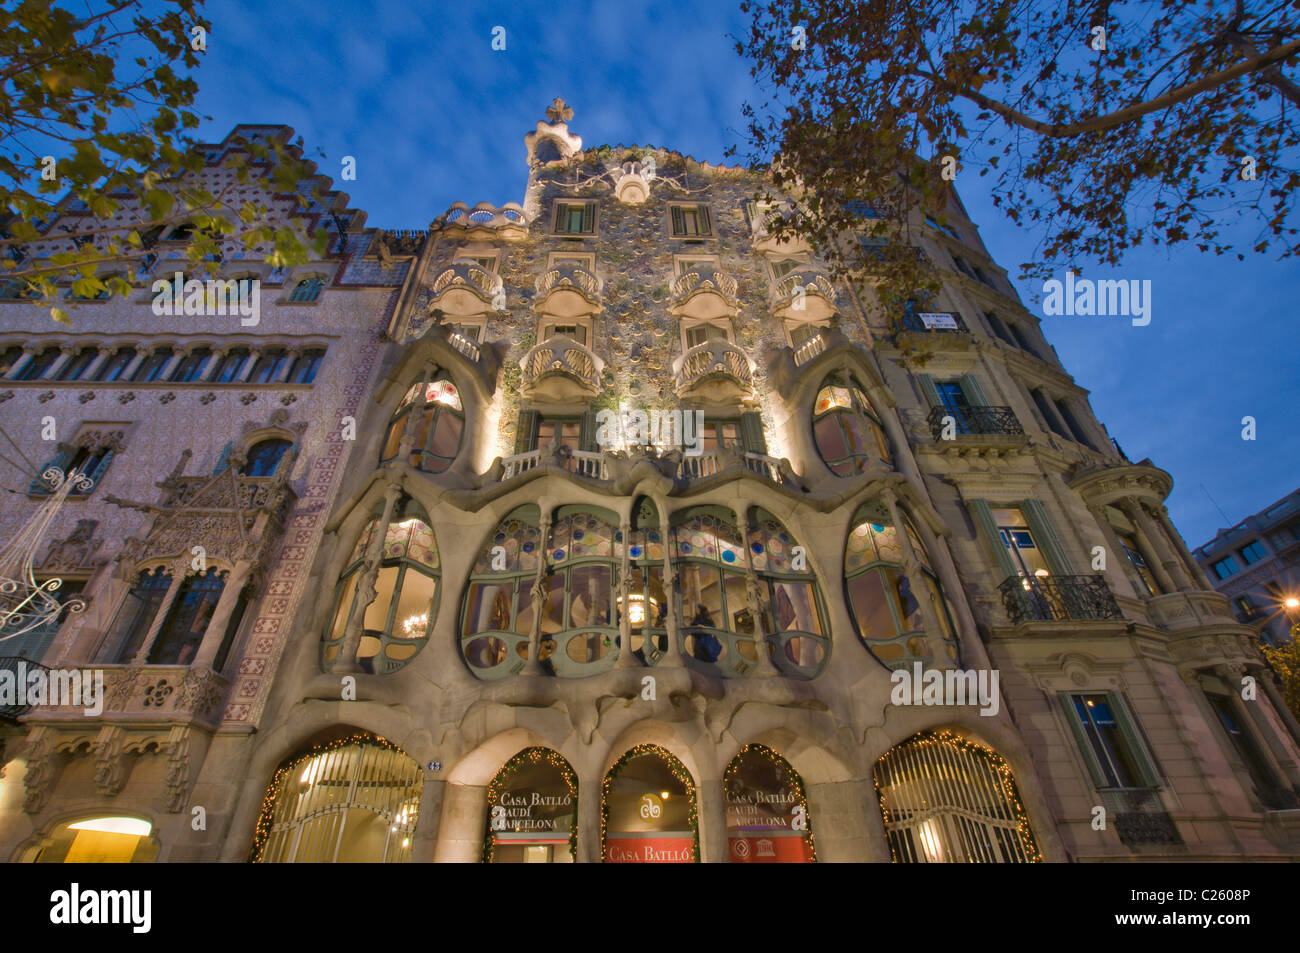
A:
[{"left": 1193, "top": 488, "right": 1300, "bottom": 643}]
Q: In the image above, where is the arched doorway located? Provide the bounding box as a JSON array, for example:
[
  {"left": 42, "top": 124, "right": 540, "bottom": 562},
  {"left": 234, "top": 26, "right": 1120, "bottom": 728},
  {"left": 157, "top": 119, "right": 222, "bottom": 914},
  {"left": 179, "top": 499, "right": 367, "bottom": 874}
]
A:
[
  {"left": 724, "top": 744, "right": 815, "bottom": 862},
  {"left": 250, "top": 732, "right": 422, "bottom": 862},
  {"left": 602, "top": 745, "right": 698, "bottom": 863},
  {"left": 875, "top": 730, "right": 1041, "bottom": 863},
  {"left": 484, "top": 747, "right": 577, "bottom": 863},
  {"left": 24, "top": 816, "right": 159, "bottom": 863}
]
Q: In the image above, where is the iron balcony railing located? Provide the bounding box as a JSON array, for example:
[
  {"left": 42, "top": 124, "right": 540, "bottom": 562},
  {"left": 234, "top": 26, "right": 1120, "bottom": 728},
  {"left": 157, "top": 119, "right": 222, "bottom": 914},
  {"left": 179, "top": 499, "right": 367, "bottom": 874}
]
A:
[
  {"left": 926, "top": 405, "right": 1024, "bottom": 440},
  {"left": 1098, "top": 788, "right": 1184, "bottom": 846},
  {"left": 998, "top": 573, "right": 1123, "bottom": 624}
]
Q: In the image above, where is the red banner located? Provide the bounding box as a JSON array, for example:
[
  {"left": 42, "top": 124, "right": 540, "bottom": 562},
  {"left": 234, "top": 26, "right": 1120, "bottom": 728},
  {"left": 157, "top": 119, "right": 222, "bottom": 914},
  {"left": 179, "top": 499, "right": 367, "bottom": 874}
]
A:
[
  {"left": 728, "top": 834, "right": 813, "bottom": 863},
  {"left": 605, "top": 836, "right": 695, "bottom": 863}
]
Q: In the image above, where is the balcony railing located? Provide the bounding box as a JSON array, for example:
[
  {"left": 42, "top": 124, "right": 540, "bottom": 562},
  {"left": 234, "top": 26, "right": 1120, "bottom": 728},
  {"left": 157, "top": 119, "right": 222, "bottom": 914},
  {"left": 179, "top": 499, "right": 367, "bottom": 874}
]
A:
[
  {"left": 997, "top": 573, "right": 1123, "bottom": 624},
  {"left": 673, "top": 339, "right": 753, "bottom": 396},
  {"left": 792, "top": 331, "right": 827, "bottom": 367},
  {"left": 499, "top": 447, "right": 609, "bottom": 482},
  {"left": 520, "top": 334, "right": 603, "bottom": 396},
  {"left": 435, "top": 201, "right": 527, "bottom": 231},
  {"left": 535, "top": 263, "right": 601, "bottom": 299},
  {"left": 430, "top": 259, "right": 500, "bottom": 300},
  {"left": 670, "top": 265, "right": 739, "bottom": 319},
  {"left": 771, "top": 270, "right": 836, "bottom": 319},
  {"left": 446, "top": 330, "right": 481, "bottom": 363},
  {"left": 675, "top": 450, "right": 783, "bottom": 485},
  {"left": 926, "top": 405, "right": 1024, "bottom": 441},
  {"left": 1098, "top": 788, "right": 1184, "bottom": 846},
  {"left": 899, "top": 310, "right": 969, "bottom": 333}
]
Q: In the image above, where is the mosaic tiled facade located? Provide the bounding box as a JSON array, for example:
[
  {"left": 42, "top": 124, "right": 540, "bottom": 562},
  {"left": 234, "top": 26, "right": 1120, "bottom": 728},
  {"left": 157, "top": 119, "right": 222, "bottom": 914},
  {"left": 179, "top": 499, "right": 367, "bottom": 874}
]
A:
[{"left": 2, "top": 107, "right": 1298, "bottom": 863}]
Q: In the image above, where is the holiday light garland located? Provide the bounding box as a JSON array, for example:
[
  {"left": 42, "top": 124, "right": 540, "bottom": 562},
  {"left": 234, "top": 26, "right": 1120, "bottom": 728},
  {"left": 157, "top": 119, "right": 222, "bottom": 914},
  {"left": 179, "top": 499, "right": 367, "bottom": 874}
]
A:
[
  {"left": 600, "top": 743, "right": 699, "bottom": 863},
  {"left": 248, "top": 732, "right": 415, "bottom": 863},
  {"left": 483, "top": 746, "right": 579, "bottom": 864},
  {"left": 723, "top": 743, "right": 817, "bottom": 862},
  {"left": 872, "top": 729, "right": 1043, "bottom": 863}
]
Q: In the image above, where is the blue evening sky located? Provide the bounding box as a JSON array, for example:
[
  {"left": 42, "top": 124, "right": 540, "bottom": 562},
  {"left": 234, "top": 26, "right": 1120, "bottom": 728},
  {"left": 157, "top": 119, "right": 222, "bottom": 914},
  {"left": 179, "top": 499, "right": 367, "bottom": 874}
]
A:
[{"left": 190, "top": 0, "right": 1298, "bottom": 547}]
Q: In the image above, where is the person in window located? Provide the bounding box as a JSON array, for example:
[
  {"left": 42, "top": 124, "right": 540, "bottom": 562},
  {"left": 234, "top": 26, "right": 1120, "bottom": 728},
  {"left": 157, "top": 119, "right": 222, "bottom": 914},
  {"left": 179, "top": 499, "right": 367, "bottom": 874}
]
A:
[
  {"left": 690, "top": 603, "right": 714, "bottom": 626},
  {"left": 688, "top": 603, "right": 723, "bottom": 662}
]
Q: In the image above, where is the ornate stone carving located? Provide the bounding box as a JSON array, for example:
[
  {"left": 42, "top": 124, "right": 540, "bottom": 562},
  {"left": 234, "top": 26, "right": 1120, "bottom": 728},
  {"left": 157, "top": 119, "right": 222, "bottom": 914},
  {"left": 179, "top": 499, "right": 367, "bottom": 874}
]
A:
[
  {"left": 93, "top": 726, "right": 126, "bottom": 796},
  {"left": 175, "top": 666, "right": 226, "bottom": 716},
  {"left": 42, "top": 519, "right": 105, "bottom": 572},
  {"left": 163, "top": 726, "right": 191, "bottom": 813},
  {"left": 21, "top": 730, "right": 54, "bottom": 814},
  {"left": 107, "top": 665, "right": 143, "bottom": 708},
  {"left": 142, "top": 678, "right": 174, "bottom": 708}
]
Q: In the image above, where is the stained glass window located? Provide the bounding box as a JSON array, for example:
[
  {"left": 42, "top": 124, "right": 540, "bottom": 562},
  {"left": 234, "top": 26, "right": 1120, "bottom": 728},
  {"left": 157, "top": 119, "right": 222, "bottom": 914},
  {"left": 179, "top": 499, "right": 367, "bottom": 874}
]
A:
[
  {"left": 380, "top": 375, "right": 464, "bottom": 473},
  {"left": 812, "top": 376, "right": 893, "bottom": 476}
]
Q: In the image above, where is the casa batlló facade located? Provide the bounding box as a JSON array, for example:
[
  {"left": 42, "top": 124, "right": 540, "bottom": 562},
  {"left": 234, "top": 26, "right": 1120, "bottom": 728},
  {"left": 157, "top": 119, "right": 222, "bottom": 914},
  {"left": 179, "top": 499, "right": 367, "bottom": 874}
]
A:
[{"left": 1, "top": 104, "right": 1298, "bottom": 864}]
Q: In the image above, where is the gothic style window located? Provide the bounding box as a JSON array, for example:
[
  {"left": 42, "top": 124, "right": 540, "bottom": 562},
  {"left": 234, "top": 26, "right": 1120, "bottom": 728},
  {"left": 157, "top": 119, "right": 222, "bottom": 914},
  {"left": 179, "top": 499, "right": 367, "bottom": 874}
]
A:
[
  {"left": 93, "top": 346, "right": 135, "bottom": 382},
  {"left": 540, "top": 507, "right": 620, "bottom": 677},
  {"left": 673, "top": 508, "right": 756, "bottom": 678},
  {"left": 252, "top": 736, "right": 422, "bottom": 863},
  {"left": 812, "top": 376, "right": 892, "bottom": 476},
  {"left": 16, "top": 347, "right": 59, "bottom": 381},
  {"left": 379, "top": 377, "right": 464, "bottom": 473},
  {"left": 843, "top": 503, "right": 959, "bottom": 669},
  {"left": 32, "top": 439, "right": 116, "bottom": 497},
  {"left": 460, "top": 507, "right": 543, "bottom": 679},
  {"left": 148, "top": 567, "right": 225, "bottom": 665},
  {"left": 248, "top": 348, "right": 289, "bottom": 383},
  {"left": 876, "top": 731, "right": 1041, "bottom": 863},
  {"left": 725, "top": 745, "right": 815, "bottom": 863},
  {"left": 56, "top": 348, "right": 98, "bottom": 381},
  {"left": 321, "top": 498, "right": 440, "bottom": 674},
  {"left": 100, "top": 567, "right": 172, "bottom": 663},
  {"left": 212, "top": 348, "right": 250, "bottom": 382},
  {"left": 287, "top": 348, "right": 325, "bottom": 383},
  {"left": 626, "top": 498, "right": 669, "bottom": 665},
  {"left": 748, "top": 509, "right": 828, "bottom": 678},
  {"left": 602, "top": 746, "right": 698, "bottom": 863},
  {"left": 242, "top": 438, "right": 292, "bottom": 477},
  {"left": 289, "top": 276, "right": 325, "bottom": 302},
  {"left": 168, "top": 348, "right": 212, "bottom": 383},
  {"left": 131, "top": 347, "right": 173, "bottom": 382}
]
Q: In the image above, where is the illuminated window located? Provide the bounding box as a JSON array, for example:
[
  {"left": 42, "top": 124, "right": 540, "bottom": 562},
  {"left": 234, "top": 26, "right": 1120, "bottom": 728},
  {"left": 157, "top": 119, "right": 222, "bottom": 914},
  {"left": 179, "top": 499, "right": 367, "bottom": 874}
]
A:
[
  {"left": 379, "top": 377, "right": 464, "bottom": 473},
  {"left": 748, "top": 508, "right": 828, "bottom": 678},
  {"left": 252, "top": 737, "right": 421, "bottom": 863},
  {"left": 844, "top": 503, "right": 959, "bottom": 669},
  {"left": 876, "top": 732, "right": 1040, "bottom": 863},
  {"left": 321, "top": 498, "right": 440, "bottom": 674},
  {"left": 673, "top": 508, "right": 756, "bottom": 677},
  {"left": 812, "top": 376, "right": 893, "bottom": 476},
  {"left": 99, "top": 567, "right": 171, "bottom": 663},
  {"left": 27, "top": 816, "right": 158, "bottom": 863},
  {"left": 460, "top": 506, "right": 543, "bottom": 678},
  {"left": 484, "top": 748, "right": 577, "bottom": 864},
  {"left": 725, "top": 745, "right": 815, "bottom": 863},
  {"left": 602, "top": 746, "right": 698, "bottom": 863}
]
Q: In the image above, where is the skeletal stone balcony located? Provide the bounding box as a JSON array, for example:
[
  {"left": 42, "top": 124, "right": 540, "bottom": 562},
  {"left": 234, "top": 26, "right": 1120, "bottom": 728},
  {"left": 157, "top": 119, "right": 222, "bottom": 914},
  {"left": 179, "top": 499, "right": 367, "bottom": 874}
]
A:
[
  {"left": 770, "top": 270, "right": 837, "bottom": 322},
  {"left": 533, "top": 263, "right": 603, "bottom": 317},
  {"left": 519, "top": 334, "right": 604, "bottom": 402},
  {"left": 669, "top": 265, "right": 739, "bottom": 320},
  {"left": 749, "top": 203, "right": 810, "bottom": 256},
  {"left": 433, "top": 201, "right": 528, "bottom": 241},
  {"left": 673, "top": 339, "right": 754, "bottom": 403},
  {"left": 997, "top": 574, "right": 1123, "bottom": 625},
  {"left": 677, "top": 449, "right": 785, "bottom": 485},
  {"left": 424, "top": 259, "right": 502, "bottom": 316}
]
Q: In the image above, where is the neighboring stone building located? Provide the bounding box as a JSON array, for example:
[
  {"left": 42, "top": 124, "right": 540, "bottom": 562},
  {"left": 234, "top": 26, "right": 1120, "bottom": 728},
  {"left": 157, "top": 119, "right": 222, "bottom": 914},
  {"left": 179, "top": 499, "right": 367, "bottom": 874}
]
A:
[
  {"left": 1193, "top": 488, "right": 1300, "bottom": 644},
  {"left": 2, "top": 105, "right": 1298, "bottom": 863},
  {"left": 0, "top": 126, "right": 414, "bottom": 861}
]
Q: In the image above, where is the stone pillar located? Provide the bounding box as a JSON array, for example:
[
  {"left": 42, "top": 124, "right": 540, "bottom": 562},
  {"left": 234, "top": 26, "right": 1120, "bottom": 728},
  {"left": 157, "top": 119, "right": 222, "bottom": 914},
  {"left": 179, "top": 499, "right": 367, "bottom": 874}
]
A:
[
  {"left": 807, "top": 778, "right": 881, "bottom": 861},
  {"left": 1118, "top": 500, "right": 1183, "bottom": 592},
  {"left": 121, "top": 345, "right": 151, "bottom": 381},
  {"left": 698, "top": 776, "right": 728, "bottom": 862},
  {"left": 614, "top": 514, "right": 638, "bottom": 669},
  {"left": 1229, "top": 664, "right": 1300, "bottom": 789},
  {"left": 335, "top": 484, "right": 402, "bottom": 672},
  {"left": 82, "top": 347, "right": 113, "bottom": 381},
  {"left": 410, "top": 778, "right": 445, "bottom": 863},
  {"left": 237, "top": 350, "right": 259, "bottom": 383},
  {"left": 2, "top": 347, "right": 36, "bottom": 380},
  {"left": 191, "top": 560, "right": 254, "bottom": 669},
  {"left": 909, "top": 513, "right": 992, "bottom": 671},
  {"left": 157, "top": 349, "right": 186, "bottom": 382},
  {"left": 1156, "top": 504, "right": 1215, "bottom": 590},
  {"left": 45, "top": 346, "right": 78, "bottom": 380},
  {"left": 276, "top": 346, "right": 300, "bottom": 383},
  {"left": 132, "top": 563, "right": 188, "bottom": 663},
  {"left": 521, "top": 510, "right": 553, "bottom": 677},
  {"left": 656, "top": 501, "right": 683, "bottom": 669},
  {"left": 202, "top": 348, "right": 228, "bottom": 382},
  {"left": 432, "top": 782, "right": 488, "bottom": 863},
  {"left": 1088, "top": 503, "right": 1152, "bottom": 598},
  {"left": 576, "top": 774, "right": 602, "bottom": 862},
  {"left": 737, "top": 507, "right": 780, "bottom": 678}
]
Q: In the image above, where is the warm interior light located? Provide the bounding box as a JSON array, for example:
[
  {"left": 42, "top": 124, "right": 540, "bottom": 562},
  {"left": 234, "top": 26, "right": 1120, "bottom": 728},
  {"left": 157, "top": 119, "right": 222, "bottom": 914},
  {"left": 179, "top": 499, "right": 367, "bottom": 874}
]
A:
[
  {"left": 401, "top": 838, "right": 410, "bottom": 849},
  {"left": 620, "top": 594, "right": 658, "bottom": 627},
  {"left": 401, "top": 612, "right": 428, "bottom": 636},
  {"left": 660, "top": 791, "right": 671, "bottom": 800},
  {"left": 1284, "top": 597, "right": 1300, "bottom": 610},
  {"left": 68, "top": 817, "right": 152, "bottom": 837},
  {"left": 1034, "top": 569, "right": 1050, "bottom": 577},
  {"left": 917, "top": 819, "right": 945, "bottom": 863}
]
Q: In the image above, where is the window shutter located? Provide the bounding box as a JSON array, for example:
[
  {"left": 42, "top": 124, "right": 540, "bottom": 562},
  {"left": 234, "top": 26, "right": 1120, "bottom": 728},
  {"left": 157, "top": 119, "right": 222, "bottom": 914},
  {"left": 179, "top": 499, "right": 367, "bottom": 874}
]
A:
[
  {"left": 740, "top": 412, "right": 768, "bottom": 455},
  {"left": 579, "top": 411, "right": 599, "bottom": 452},
  {"left": 917, "top": 374, "right": 942, "bottom": 408},
  {"left": 514, "top": 411, "right": 538, "bottom": 456},
  {"left": 671, "top": 207, "right": 684, "bottom": 236},
  {"left": 958, "top": 373, "right": 989, "bottom": 407},
  {"left": 581, "top": 202, "right": 594, "bottom": 234},
  {"left": 968, "top": 498, "right": 1018, "bottom": 580},
  {"left": 1021, "top": 498, "right": 1074, "bottom": 574},
  {"left": 699, "top": 205, "right": 712, "bottom": 236},
  {"left": 213, "top": 441, "right": 234, "bottom": 474}
]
